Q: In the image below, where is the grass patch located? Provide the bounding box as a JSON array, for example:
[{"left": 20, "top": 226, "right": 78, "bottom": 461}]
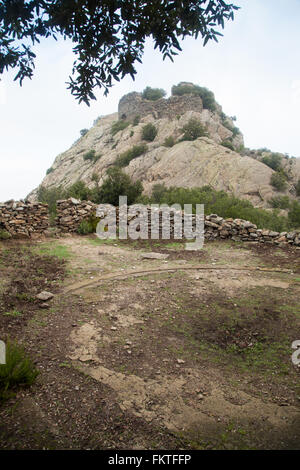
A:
[
  {"left": 0, "top": 339, "right": 39, "bottom": 403},
  {"left": 34, "top": 243, "right": 72, "bottom": 260},
  {"left": 111, "top": 120, "right": 130, "bottom": 136}
]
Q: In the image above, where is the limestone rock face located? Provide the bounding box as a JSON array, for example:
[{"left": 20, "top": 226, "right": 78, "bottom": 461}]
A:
[{"left": 27, "top": 92, "right": 299, "bottom": 208}]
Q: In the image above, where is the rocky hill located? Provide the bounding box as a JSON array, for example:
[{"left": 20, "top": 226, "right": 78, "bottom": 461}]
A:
[{"left": 28, "top": 83, "right": 300, "bottom": 208}]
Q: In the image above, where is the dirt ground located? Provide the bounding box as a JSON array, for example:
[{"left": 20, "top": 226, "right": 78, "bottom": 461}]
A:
[{"left": 0, "top": 235, "right": 299, "bottom": 450}]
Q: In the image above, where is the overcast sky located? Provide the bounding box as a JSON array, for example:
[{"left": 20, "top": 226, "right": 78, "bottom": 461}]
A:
[{"left": 1, "top": 0, "right": 300, "bottom": 202}]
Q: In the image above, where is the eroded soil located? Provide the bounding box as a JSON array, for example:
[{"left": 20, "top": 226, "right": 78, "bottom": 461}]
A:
[{"left": 0, "top": 236, "right": 299, "bottom": 449}]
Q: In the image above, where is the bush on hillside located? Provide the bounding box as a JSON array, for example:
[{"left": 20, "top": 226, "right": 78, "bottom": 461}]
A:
[
  {"left": 171, "top": 83, "right": 216, "bottom": 111},
  {"left": 95, "top": 167, "right": 143, "bottom": 206},
  {"left": 262, "top": 153, "right": 282, "bottom": 171},
  {"left": 142, "top": 87, "right": 166, "bottom": 101},
  {"left": 163, "top": 136, "right": 176, "bottom": 147},
  {"left": 91, "top": 172, "right": 100, "bottom": 184},
  {"left": 115, "top": 144, "right": 148, "bottom": 168},
  {"left": 270, "top": 171, "right": 288, "bottom": 192},
  {"left": 142, "top": 123, "right": 157, "bottom": 142},
  {"left": 180, "top": 119, "right": 207, "bottom": 141},
  {"left": 111, "top": 120, "right": 130, "bottom": 136},
  {"left": 133, "top": 115, "right": 140, "bottom": 126},
  {"left": 221, "top": 140, "right": 235, "bottom": 151},
  {"left": 269, "top": 195, "right": 291, "bottom": 209},
  {"left": 288, "top": 201, "right": 300, "bottom": 228},
  {"left": 67, "top": 181, "right": 92, "bottom": 200},
  {"left": 80, "top": 128, "right": 89, "bottom": 137},
  {"left": 83, "top": 149, "right": 96, "bottom": 161},
  {"left": 148, "top": 184, "right": 292, "bottom": 232}
]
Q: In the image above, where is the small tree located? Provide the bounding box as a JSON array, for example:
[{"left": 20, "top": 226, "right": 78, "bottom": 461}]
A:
[
  {"left": 180, "top": 119, "right": 207, "bottom": 141},
  {"left": 80, "top": 128, "right": 89, "bottom": 137},
  {"left": 115, "top": 144, "right": 148, "bottom": 168},
  {"left": 221, "top": 140, "right": 235, "bottom": 151},
  {"left": 269, "top": 195, "right": 290, "bottom": 209},
  {"left": 142, "top": 123, "right": 157, "bottom": 142},
  {"left": 163, "top": 136, "right": 176, "bottom": 147},
  {"left": 83, "top": 149, "right": 96, "bottom": 161},
  {"left": 142, "top": 87, "right": 166, "bottom": 101},
  {"left": 37, "top": 185, "right": 66, "bottom": 220},
  {"left": 96, "top": 167, "right": 143, "bottom": 206},
  {"left": 111, "top": 120, "right": 130, "bottom": 136},
  {"left": 270, "top": 171, "right": 288, "bottom": 192},
  {"left": 67, "top": 181, "right": 92, "bottom": 200},
  {"left": 262, "top": 153, "right": 282, "bottom": 171},
  {"left": 288, "top": 201, "right": 300, "bottom": 228}
]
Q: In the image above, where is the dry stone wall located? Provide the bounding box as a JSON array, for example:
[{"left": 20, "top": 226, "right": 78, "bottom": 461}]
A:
[
  {"left": 0, "top": 200, "right": 49, "bottom": 237},
  {"left": 0, "top": 198, "right": 299, "bottom": 247},
  {"left": 55, "top": 198, "right": 97, "bottom": 232},
  {"left": 94, "top": 205, "right": 300, "bottom": 247},
  {"left": 118, "top": 92, "right": 203, "bottom": 122}
]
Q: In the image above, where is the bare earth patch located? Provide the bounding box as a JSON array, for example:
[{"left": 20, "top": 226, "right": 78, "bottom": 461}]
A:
[{"left": 0, "top": 236, "right": 299, "bottom": 449}]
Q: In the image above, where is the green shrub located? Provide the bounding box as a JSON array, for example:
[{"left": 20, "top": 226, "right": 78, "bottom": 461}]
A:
[
  {"left": 115, "top": 144, "right": 148, "bottom": 168},
  {"left": 142, "top": 123, "right": 157, "bottom": 142},
  {"left": 37, "top": 185, "right": 66, "bottom": 221},
  {"left": 77, "top": 215, "right": 100, "bottom": 235},
  {"left": 83, "top": 149, "right": 96, "bottom": 161},
  {"left": 221, "top": 140, "right": 235, "bottom": 151},
  {"left": 111, "top": 120, "right": 130, "bottom": 136},
  {"left": 262, "top": 153, "right": 282, "bottom": 171},
  {"left": 270, "top": 171, "right": 288, "bottom": 192},
  {"left": 163, "top": 136, "right": 176, "bottom": 147},
  {"left": 232, "top": 126, "right": 240, "bottom": 137},
  {"left": 142, "top": 87, "right": 166, "bottom": 101},
  {"left": 0, "top": 229, "right": 11, "bottom": 240},
  {"left": 180, "top": 119, "right": 207, "bottom": 141},
  {"left": 95, "top": 167, "right": 143, "bottom": 206},
  {"left": 91, "top": 172, "right": 100, "bottom": 184},
  {"left": 46, "top": 167, "right": 54, "bottom": 175},
  {"left": 93, "top": 153, "right": 102, "bottom": 163},
  {"left": 288, "top": 201, "right": 300, "bottom": 228},
  {"left": 171, "top": 83, "right": 216, "bottom": 111},
  {"left": 133, "top": 115, "right": 140, "bottom": 126},
  {"left": 80, "top": 128, "right": 89, "bottom": 137},
  {"left": 67, "top": 181, "right": 92, "bottom": 200},
  {"left": 0, "top": 339, "right": 39, "bottom": 403},
  {"left": 149, "top": 185, "right": 290, "bottom": 231},
  {"left": 269, "top": 195, "right": 291, "bottom": 209}
]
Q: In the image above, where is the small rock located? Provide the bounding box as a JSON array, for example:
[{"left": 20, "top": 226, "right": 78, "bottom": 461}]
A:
[
  {"left": 141, "top": 252, "right": 169, "bottom": 260},
  {"left": 177, "top": 359, "right": 185, "bottom": 364},
  {"left": 36, "top": 291, "right": 54, "bottom": 301}
]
